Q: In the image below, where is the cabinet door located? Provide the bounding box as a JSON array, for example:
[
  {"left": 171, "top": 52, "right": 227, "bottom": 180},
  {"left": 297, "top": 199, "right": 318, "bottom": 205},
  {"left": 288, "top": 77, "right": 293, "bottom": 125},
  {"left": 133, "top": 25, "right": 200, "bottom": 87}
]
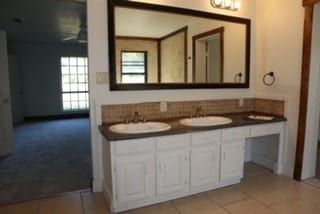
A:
[
  {"left": 156, "top": 150, "right": 188, "bottom": 196},
  {"left": 190, "top": 146, "right": 219, "bottom": 188},
  {"left": 220, "top": 141, "right": 244, "bottom": 180},
  {"left": 115, "top": 155, "right": 154, "bottom": 204}
]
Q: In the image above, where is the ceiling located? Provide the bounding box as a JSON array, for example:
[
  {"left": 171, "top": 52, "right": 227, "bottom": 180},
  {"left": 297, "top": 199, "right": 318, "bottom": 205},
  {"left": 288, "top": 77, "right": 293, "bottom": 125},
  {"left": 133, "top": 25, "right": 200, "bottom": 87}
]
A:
[{"left": 0, "top": 0, "right": 87, "bottom": 44}]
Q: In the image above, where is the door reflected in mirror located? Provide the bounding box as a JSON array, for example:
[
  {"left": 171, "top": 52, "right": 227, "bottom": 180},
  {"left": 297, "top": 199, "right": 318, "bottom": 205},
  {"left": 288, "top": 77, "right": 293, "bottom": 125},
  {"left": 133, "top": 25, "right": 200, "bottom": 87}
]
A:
[{"left": 193, "top": 27, "right": 224, "bottom": 83}]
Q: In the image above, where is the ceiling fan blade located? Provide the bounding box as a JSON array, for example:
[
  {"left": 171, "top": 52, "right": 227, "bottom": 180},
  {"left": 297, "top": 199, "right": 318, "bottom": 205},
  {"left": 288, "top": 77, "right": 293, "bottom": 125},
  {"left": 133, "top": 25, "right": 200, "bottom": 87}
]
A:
[
  {"left": 53, "top": 0, "right": 86, "bottom": 3},
  {"left": 62, "top": 35, "right": 77, "bottom": 41}
]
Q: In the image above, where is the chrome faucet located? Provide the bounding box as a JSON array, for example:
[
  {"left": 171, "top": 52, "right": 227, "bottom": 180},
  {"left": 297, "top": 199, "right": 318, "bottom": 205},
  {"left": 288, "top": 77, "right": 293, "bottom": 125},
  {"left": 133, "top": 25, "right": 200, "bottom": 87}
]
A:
[
  {"left": 132, "top": 111, "right": 145, "bottom": 123},
  {"left": 194, "top": 107, "right": 205, "bottom": 118}
]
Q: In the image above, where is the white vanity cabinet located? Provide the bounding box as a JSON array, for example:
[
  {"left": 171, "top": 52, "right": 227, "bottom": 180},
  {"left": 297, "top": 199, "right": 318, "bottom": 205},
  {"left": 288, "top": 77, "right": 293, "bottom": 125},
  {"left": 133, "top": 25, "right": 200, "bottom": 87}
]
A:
[
  {"left": 220, "top": 142, "right": 244, "bottom": 180},
  {"left": 220, "top": 127, "right": 250, "bottom": 180},
  {"left": 102, "top": 137, "right": 156, "bottom": 211},
  {"left": 102, "top": 121, "right": 286, "bottom": 213},
  {"left": 155, "top": 134, "right": 189, "bottom": 196},
  {"left": 190, "top": 130, "right": 220, "bottom": 188},
  {"left": 115, "top": 154, "right": 154, "bottom": 204}
]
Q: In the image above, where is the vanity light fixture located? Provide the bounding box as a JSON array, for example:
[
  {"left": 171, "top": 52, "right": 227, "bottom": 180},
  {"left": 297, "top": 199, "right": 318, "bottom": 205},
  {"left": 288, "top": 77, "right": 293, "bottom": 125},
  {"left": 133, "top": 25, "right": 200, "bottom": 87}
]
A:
[{"left": 211, "top": 0, "right": 240, "bottom": 11}]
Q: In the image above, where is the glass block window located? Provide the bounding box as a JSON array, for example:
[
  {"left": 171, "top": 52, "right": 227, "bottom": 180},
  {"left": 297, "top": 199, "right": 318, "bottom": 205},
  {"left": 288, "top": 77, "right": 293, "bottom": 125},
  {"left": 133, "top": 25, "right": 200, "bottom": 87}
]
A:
[
  {"left": 121, "top": 51, "right": 147, "bottom": 83},
  {"left": 61, "top": 57, "right": 89, "bottom": 111}
]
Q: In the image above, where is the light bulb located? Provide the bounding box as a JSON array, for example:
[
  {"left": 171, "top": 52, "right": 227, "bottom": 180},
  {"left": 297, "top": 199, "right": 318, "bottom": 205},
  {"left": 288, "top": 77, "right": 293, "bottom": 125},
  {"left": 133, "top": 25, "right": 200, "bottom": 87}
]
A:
[
  {"left": 224, "top": 0, "right": 231, "bottom": 8},
  {"left": 234, "top": 1, "right": 240, "bottom": 10},
  {"left": 213, "top": 0, "right": 222, "bottom": 6}
]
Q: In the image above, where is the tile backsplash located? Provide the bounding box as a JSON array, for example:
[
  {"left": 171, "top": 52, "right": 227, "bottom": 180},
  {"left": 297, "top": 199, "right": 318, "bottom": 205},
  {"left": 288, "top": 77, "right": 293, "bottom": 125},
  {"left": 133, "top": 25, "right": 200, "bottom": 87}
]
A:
[{"left": 101, "top": 98, "right": 285, "bottom": 123}]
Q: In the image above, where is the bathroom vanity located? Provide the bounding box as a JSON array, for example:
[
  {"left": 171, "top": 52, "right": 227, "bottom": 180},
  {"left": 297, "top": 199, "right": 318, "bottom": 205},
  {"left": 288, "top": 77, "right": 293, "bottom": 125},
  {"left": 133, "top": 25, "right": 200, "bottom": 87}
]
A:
[{"left": 99, "top": 113, "right": 286, "bottom": 213}]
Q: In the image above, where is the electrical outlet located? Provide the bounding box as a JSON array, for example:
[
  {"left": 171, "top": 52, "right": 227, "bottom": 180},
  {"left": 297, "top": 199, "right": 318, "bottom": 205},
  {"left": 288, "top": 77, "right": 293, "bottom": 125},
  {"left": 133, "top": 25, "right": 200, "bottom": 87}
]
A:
[
  {"left": 160, "top": 101, "right": 167, "bottom": 112},
  {"left": 239, "top": 98, "right": 244, "bottom": 107}
]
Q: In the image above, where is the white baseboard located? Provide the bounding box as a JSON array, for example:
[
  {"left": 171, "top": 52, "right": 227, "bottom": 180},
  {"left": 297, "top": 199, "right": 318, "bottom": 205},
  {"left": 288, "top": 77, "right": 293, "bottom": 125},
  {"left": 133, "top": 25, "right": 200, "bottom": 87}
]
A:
[
  {"left": 251, "top": 153, "right": 294, "bottom": 177},
  {"left": 280, "top": 164, "right": 294, "bottom": 178},
  {"left": 251, "top": 153, "right": 275, "bottom": 171},
  {"left": 92, "top": 179, "right": 103, "bottom": 192}
]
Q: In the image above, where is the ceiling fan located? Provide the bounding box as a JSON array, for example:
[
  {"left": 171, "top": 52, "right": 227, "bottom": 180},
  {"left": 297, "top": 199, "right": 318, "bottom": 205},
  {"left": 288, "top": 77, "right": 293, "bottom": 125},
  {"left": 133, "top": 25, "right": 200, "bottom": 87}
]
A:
[{"left": 62, "top": 23, "right": 87, "bottom": 43}]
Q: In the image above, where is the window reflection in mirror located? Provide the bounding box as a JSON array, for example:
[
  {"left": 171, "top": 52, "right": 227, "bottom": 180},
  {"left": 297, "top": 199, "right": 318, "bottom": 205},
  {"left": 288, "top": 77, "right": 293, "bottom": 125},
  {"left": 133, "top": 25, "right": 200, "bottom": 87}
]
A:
[{"left": 120, "top": 51, "right": 147, "bottom": 83}]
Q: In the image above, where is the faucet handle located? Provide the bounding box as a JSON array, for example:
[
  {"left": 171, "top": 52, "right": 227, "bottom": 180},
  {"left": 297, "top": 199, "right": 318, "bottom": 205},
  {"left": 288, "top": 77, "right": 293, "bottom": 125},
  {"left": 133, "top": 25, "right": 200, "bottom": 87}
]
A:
[
  {"left": 138, "top": 113, "right": 147, "bottom": 123},
  {"left": 194, "top": 107, "right": 204, "bottom": 118},
  {"left": 133, "top": 111, "right": 143, "bottom": 123},
  {"left": 123, "top": 116, "right": 130, "bottom": 124},
  {"left": 134, "top": 111, "right": 141, "bottom": 116}
]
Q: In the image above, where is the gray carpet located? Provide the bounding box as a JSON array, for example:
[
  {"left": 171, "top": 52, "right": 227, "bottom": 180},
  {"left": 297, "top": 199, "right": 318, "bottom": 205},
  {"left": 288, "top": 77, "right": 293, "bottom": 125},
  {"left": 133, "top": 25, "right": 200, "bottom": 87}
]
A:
[{"left": 0, "top": 118, "right": 92, "bottom": 203}]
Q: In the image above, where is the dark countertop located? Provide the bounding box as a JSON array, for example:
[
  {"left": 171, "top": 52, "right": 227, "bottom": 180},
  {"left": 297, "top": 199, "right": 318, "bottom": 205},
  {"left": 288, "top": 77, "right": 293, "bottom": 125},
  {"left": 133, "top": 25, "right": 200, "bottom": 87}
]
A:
[{"left": 99, "top": 112, "right": 287, "bottom": 141}]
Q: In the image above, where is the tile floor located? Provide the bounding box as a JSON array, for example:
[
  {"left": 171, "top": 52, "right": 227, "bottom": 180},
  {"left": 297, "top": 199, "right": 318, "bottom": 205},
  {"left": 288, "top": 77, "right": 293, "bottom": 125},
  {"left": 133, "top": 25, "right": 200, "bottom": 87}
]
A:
[{"left": 1, "top": 162, "right": 320, "bottom": 214}]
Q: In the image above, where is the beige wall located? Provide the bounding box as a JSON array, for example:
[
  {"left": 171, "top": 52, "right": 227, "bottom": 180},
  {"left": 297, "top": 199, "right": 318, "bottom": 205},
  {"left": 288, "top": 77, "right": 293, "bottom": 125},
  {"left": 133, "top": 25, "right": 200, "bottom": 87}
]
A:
[
  {"left": 116, "top": 38, "right": 158, "bottom": 83},
  {"left": 255, "top": 0, "right": 304, "bottom": 176},
  {"left": 160, "top": 31, "right": 185, "bottom": 82}
]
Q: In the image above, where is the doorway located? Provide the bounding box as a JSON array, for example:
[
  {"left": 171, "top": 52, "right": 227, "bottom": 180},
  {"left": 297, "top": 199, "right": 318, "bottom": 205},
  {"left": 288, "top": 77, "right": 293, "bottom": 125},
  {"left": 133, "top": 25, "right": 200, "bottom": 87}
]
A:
[
  {"left": 193, "top": 27, "right": 224, "bottom": 83},
  {"left": 295, "top": 1, "right": 320, "bottom": 180},
  {"left": 0, "top": 0, "right": 91, "bottom": 203}
]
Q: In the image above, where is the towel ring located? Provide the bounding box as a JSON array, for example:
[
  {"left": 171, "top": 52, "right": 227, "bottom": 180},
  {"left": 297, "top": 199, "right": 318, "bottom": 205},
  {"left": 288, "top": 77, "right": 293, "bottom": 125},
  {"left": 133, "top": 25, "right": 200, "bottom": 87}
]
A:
[
  {"left": 263, "top": 72, "right": 275, "bottom": 86},
  {"left": 234, "top": 72, "right": 242, "bottom": 83}
]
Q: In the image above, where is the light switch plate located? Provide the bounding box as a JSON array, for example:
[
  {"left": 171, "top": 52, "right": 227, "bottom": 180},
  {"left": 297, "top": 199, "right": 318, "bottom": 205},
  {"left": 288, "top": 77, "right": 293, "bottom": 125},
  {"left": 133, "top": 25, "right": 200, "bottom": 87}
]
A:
[{"left": 96, "top": 72, "right": 108, "bottom": 84}]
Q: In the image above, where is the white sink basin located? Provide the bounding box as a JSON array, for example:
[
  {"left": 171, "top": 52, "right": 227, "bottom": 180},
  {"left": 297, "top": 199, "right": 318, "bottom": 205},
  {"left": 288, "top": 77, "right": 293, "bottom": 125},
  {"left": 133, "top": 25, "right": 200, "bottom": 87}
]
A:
[
  {"left": 109, "top": 122, "right": 171, "bottom": 134},
  {"left": 179, "top": 116, "right": 232, "bottom": 127}
]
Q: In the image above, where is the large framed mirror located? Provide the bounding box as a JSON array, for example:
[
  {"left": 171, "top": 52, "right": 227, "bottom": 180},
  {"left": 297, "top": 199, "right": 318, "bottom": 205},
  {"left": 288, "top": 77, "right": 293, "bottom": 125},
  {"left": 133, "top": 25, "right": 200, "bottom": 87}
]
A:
[{"left": 108, "top": 0, "right": 251, "bottom": 90}]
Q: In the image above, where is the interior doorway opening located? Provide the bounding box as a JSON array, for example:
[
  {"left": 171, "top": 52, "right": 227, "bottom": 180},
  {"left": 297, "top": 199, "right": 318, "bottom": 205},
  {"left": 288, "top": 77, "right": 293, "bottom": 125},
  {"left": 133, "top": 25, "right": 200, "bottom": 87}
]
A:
[
  {"left": 295, "top": 1, "right": 320, "bottom": 181},
  {"left": 0, "top": 0, "right": 92, "bottom": 204}
]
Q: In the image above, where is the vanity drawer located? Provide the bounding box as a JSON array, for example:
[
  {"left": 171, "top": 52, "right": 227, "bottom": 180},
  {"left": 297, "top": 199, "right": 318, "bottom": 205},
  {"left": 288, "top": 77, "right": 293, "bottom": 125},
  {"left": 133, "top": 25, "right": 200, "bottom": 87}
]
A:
[
  {"left": 191, "top": 130, "right": 221, "bottom": 147},
  {"left": 156, "top": 134, "right": 189, "bottom": 152},
  {"left": 251, "top": 122, "right": 283, "bottom": 137},
  {"left": 114, "top": 138, "right": 154, "bottom": 156},
  {"left": 222, "top": 126, "right": 251, "bottom": 141}
]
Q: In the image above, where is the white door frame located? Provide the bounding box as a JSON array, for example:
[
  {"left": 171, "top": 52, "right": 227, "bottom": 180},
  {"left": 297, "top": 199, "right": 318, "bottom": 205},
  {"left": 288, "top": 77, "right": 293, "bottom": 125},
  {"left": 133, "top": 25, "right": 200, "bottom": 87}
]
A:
[{"left": 0, "top": 31, "right": 14, "bottom": 156}]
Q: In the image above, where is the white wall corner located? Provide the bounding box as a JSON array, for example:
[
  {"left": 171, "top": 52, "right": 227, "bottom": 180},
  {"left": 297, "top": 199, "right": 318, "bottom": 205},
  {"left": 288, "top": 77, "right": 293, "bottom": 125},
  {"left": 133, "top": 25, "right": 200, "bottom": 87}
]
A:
[
  {"left": 89, "top": 98, "right": 104, "bottom": 192},
  {"left": 280, "top": 163, "right": 294, "bottom": 178},
  {"left": 92, "top": 179, "right": 104, "bottom": 192}
]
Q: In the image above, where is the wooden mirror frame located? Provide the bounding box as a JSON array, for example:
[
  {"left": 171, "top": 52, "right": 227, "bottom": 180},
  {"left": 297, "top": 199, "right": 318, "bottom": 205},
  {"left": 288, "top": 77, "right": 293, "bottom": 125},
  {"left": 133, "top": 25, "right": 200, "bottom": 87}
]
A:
[{"left": 108, "top": 0, "right": 251, "bottom": 90}]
